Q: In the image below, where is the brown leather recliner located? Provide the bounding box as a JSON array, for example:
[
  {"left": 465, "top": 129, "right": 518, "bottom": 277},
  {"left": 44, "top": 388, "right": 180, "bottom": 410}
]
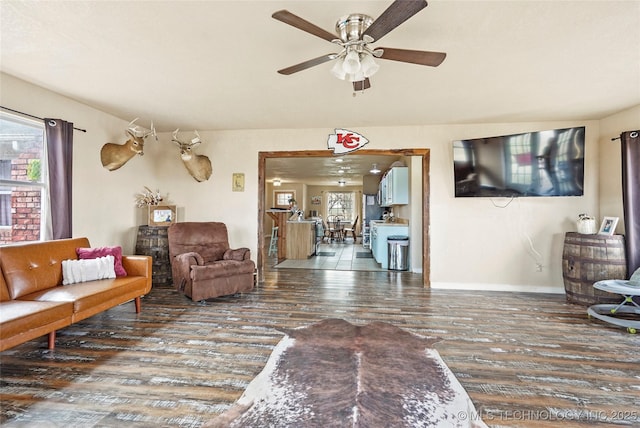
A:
[{"left": 168, "top": 222, "right": 255, "bottom": 301}]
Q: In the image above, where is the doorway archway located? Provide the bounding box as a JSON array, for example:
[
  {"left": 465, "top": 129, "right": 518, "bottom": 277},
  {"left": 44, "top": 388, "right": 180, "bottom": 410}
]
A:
[{"left": 257, "top": 148, "right": 430, "bottom": 287}]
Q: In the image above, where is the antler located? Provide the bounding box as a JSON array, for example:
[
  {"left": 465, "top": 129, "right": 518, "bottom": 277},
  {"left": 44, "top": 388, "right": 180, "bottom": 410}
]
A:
[
  {"left": 191, "top": 130, "right": 201, "bottom": 145},
  {"left": 147, "top": 121, "right": 158, "bottom": 141},
  {"left": 172, "top": 128, "right": 180, "bottom": 142},
  {"left": 172, "top": 129, "right": 201, "bottom": 147},
  {"left": 127, "top": 118, "right": 157, "bottom": 140}
]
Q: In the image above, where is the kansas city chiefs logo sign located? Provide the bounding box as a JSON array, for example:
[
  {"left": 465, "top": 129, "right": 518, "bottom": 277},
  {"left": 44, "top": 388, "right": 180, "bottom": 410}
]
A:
[{"left": 327, "top": 129, "right": 369, "bottom": 155}]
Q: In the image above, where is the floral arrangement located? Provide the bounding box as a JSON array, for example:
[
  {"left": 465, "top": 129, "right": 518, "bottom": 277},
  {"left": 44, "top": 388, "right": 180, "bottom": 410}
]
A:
[{"left": 135, "top": 187, "right": 164, "bottom": 207}]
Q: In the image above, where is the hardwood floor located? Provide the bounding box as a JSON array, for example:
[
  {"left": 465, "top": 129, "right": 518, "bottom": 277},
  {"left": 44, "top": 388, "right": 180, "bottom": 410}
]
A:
[{"left": 1, "top": 265, "right": 639, "bottom": 427}]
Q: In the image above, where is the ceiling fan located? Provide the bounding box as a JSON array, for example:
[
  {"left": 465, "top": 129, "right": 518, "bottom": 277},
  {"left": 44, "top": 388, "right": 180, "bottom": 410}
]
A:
[{"left": 272, "top": 0, "right": 446, "bottom": 91}]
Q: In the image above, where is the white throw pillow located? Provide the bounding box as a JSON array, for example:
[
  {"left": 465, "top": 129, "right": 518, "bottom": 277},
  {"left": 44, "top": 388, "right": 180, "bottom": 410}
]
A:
[{"left": 62, "top": 255, "right": 116, "bottom": 285}]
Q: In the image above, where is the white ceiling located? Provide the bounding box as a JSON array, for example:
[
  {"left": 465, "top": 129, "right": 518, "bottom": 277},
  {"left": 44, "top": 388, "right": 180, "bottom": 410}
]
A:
[
  {"left": 266, "top": 153, "right": 402, "bottom": 187},
  {"left": 2, "top": 1, "right": 639, "bottom": 184}
]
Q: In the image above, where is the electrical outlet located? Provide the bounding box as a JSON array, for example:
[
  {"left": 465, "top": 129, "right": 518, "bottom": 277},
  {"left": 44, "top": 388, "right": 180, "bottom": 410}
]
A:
[{"left": 536, "top": 263, "right": 543, "bottom": 272}]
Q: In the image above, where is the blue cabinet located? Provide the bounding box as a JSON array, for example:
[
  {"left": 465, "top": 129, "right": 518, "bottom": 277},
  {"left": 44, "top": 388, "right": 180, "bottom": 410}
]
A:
[{"left": 371, "top": 223, "right": 409, "bottom": 269}]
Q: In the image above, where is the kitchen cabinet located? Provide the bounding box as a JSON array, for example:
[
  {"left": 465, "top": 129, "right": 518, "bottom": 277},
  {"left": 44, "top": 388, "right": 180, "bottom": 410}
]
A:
[
  {"left": 370, "top": 221, "right": 409, "bottom": 269},
  {"left": 286, "top": 221, "right": 317, "bottom": 259},
  {"left": 379, "top": 166, "right": 408, "bottom": 207}
]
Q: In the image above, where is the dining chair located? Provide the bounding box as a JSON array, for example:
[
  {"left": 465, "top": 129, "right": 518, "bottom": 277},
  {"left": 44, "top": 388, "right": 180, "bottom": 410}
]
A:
[
  {"left": 322, "top": 220, "right": 333, "bottom": 243},
  {"left": 343, "top": 216, "right": 358, "bottom": 242},
  {"left": 333, "top": 217, "right": 345, "bottom": 242},
  {"left": 326, "top": 216, "right": 343, "bottom": 242}
]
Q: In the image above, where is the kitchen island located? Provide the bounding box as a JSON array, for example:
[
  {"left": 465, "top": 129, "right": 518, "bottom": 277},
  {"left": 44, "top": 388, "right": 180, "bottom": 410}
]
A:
[{"left": 286, "top": 220, "right": 318, "bottom": 259}]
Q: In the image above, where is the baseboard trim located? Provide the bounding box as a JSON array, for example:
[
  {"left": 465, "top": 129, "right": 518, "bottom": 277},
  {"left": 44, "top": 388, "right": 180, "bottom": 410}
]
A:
[{"left": 430, "top": 282, "right": 565, "bottom": 294}]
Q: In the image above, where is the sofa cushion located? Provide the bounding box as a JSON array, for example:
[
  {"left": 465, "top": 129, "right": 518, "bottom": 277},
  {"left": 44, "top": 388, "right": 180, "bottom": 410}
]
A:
[
  {"left": 0, "top": 300, "right": 73, "bottom": 339},
  {"left": 62, "top": 256, "right": 116, "bottom": 285},
  {"left": 77, "top": 246, "right": 127, "bottom": 277},
  {"left": 0, "top": 237, "right": 91, "bottom": 300},
  {"left": 19, "top": 276, "right": 147, "bottom": 315}
]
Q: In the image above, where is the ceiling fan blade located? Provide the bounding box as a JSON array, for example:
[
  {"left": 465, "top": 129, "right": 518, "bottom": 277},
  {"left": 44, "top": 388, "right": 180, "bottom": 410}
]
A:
[
  {"left": 272, "top": 10, "right": 337, "bottom": 42},
  {"left": 353, "top": 78, "right": 371, "bottom": 91},
  {"left": 378, "top": 47, "right": 446, "bottom": 67},
  {"left": 363, "top": 0, "right": 428, "bottom": 42},
  {"left": 277, "top": 54, "right": 336, "bottom": 75}
]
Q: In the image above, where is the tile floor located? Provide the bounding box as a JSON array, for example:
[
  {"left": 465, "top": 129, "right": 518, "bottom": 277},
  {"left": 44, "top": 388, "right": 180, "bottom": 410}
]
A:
[{"left": 271, "top": 240, "right": 386, "bottom": 271}]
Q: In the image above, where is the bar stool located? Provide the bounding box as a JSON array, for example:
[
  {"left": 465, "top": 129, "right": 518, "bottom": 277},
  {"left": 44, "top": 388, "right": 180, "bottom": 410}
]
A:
[{"left": 268, "top": 227, "right": 278, "bottom": 256}]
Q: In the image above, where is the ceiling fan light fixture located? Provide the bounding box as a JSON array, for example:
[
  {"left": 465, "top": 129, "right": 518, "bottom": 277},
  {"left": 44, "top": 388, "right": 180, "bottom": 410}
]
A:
[
  {"left": 360, "top": 53, "right": 380, "bottom": 77},
  {"left": 273, "top": 179, "right": 281, "bottom": 186},
  {"left": 342, "top": 49, "right": 361, "bottom": 74},
  {"left": 370, "top": 163, "right": 381, "bottom": 174},
  {"left": 330, "top": 57, "right": 347, "bottom": 80}
]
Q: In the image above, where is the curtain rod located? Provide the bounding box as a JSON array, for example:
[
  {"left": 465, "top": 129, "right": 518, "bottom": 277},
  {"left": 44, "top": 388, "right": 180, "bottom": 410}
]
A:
[
  {"left": 611, "top": 131, "right": 639, "bottom": 141},
  {"left": 0, "top": 105, "right": 87, "bottom": 133}
]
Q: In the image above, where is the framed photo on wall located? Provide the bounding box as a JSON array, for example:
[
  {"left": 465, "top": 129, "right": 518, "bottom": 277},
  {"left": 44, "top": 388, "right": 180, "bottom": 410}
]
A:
[
  {"left": 149, "top": 205, "right": 177, "bottom": 226},
  {"left": 232, "top": 173, "right": 245, "bottom": 192},
  {"left": 598, "top": 216, "right": 619, "bottom": 235}
]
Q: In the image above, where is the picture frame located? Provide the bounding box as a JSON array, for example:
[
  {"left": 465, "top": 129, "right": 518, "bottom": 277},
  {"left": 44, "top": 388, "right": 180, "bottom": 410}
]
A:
[
  {"left": 598, "top": 216, "right": 619, "bottom": 235},
  {"left": 232, "top": 173, "right": 245, "bottom": 192},
  {"left": 148, "top": 205, "right": 177, "bottom": 226},
  {"left": 311, "top": 195, "right": 322, "bottom": 205}
]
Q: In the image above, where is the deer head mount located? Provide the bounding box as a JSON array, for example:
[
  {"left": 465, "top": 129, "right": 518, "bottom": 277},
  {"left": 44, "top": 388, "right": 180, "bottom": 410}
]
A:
[
  {"left": 171, "top": 129, "right": 212, "bottom": 182},
  {"left": 100, "top": 118, "right": 157, "bottom": 171}
]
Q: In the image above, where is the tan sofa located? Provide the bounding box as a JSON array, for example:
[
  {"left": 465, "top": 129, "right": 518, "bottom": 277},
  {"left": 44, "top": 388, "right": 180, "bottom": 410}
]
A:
[
  {"left": 168, "top": 222, "right": 255, "bottom": 301},
  {"left": 0, "top": 237, "right": 152, "bottom": 352}
]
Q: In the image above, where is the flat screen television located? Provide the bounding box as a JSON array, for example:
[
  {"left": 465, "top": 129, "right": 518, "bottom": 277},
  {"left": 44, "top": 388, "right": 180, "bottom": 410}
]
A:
[{"left": 453, "top": 126, "right": 585, "bottom": 197}]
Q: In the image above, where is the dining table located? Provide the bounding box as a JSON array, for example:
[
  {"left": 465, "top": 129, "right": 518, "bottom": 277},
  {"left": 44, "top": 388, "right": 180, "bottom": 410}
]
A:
[{"left": 328, "top": 218, "right": 345, "bottom": 242}]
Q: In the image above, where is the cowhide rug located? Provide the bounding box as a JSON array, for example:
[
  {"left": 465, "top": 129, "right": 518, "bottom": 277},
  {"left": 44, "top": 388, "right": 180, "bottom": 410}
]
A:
[{"left": 205, "top": 319, "right": 487, "bottom": 428}]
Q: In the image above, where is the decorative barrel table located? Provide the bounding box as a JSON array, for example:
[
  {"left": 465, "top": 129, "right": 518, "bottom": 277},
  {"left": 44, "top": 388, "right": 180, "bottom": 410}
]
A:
[
  {"left": 562, "top": 232, "right": 627, "bottom": 305},
  {"left": 135, "top": 225, "right": 172, "bottom": 286}
]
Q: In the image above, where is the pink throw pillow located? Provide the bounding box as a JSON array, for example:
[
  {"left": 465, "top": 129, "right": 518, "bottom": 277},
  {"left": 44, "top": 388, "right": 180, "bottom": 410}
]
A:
[{"left": 76, "top": 246, "right": 127, "bottom": 277}]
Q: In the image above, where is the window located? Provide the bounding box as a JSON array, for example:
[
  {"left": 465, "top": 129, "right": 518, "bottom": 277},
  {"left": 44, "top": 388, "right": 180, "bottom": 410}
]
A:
[
  {"left": 0, "top": 160, "right": 11, "bottom": 226},
  {"left": 0, "top": 113, "right": 46, "bottom": 244},
  {"left": 326, "top": 191, "right": 355, "bottom": 221},
  {"left": 274, "top": 191, "right": 295, "bottom": 208}
]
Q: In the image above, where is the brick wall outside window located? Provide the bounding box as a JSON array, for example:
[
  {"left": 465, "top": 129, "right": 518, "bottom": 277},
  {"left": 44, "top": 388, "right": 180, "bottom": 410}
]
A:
[{"left": 0, "top": 150, "right": 42, "bottom": 244}]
